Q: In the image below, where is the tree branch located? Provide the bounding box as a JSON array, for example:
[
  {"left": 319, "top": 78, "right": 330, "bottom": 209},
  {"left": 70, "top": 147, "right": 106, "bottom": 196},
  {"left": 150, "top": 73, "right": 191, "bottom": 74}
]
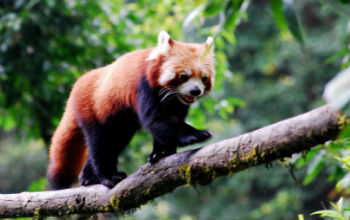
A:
[{"left": 0, "top": 105, "right": 345, "bottom": 219}]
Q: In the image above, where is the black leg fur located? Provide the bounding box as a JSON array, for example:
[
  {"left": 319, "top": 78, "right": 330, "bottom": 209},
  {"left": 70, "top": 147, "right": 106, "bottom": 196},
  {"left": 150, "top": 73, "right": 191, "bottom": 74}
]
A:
[
  {"left": 79, "top": 108, "right": 139, "bottom": 188},
  {"left": 48, "top": 172, "right": 76, "bottom": 190},
  {"left": 79, "top": 158, "right": 99, "bottom": 186},
  {"left": 148, "top": 139, "right": 176, "bottom": 164}
]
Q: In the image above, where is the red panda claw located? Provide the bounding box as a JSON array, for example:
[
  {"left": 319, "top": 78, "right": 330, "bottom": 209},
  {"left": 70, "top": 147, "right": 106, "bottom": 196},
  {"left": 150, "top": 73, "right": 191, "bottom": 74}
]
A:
[
  {"left": 100, "top": 172, "right": 127, "bottom": 188},
  {"left": 101, "top": 179, "right": 116, "bottom": 188}
]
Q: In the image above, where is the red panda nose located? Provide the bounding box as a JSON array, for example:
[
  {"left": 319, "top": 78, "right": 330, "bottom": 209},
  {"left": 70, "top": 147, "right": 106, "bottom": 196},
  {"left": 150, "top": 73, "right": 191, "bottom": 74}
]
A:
[{"left": 190, "top": 86, "right": 201, "bottom": 96}]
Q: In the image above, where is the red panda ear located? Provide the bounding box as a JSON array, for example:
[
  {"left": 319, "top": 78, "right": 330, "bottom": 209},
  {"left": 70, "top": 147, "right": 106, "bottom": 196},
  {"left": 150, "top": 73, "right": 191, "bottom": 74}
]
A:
[
  {"left": 205, "top": 36, "right": 214, "bottom": 52},
  {"left": 147, "top": 31, "right": 174, "bottom": 60},
  {"left": 157, "top": 31, "right": 174, "bottom": 53}
]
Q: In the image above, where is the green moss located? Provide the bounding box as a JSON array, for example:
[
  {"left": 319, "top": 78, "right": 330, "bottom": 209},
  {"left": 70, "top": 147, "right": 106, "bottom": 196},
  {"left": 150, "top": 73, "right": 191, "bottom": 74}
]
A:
[
  {"left": 65, "top": 205, "right": 78, "bottom": 215},
  {"left": 110, "top": 194, "right": 120, "bottom": 209},
  {"left": 202, "top": 165, "right": 212, "bottom": 177},
  {"left": 179, "top": 164, "right": 192, "bottom": 185},
  {"left": 199, "top": 164, "right": 218, "bottom": 184},
  {"left": 33, "top": 207, "right": 42, "bottom": 220},
  {"left": 223, "top": 163, "right": 235, "bottom": 177},
  {"left": 203, "top": 165, "right": 210, "bottom": 173},
  {"left": 229, "top": 154, "right": 238, "bottom": 166},
  {"left": 104, "top": 194, "right": 120, "bottom": 212},
  {"left": 338, "top": 112, "right": 350, "bottom": 129},
  {"left": 143, "top": 188, "right": 151, "bottom": 196},
  {"left": 65, "top": 205, "right": 72, "bottom": 214},
  {"left": 241, "top": 145, "right": 259, "bottom": 165}
]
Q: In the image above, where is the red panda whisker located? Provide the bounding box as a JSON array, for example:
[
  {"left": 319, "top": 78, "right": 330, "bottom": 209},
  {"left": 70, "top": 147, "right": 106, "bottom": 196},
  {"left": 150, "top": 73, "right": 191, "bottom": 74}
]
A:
[
  {"left": 160, "top": 90, "right": 179, "bottom": 103},
  {"left": 161, "top": 91, "right": 180, "bottom": 103},
  {"left": 159, "top": 88, "right": 178, "bottom": 98},
  {"left": 159, "top": 88, "right": 170, "bottom": 95},
  {"left": 159, "top": 87, "right": 178, "bottom": 96}
]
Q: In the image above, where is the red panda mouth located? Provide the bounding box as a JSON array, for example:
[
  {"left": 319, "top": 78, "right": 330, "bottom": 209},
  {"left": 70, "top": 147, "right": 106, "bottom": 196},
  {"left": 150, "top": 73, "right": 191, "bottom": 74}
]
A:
[{"left": 179, "top": 95, "right": 196, "bottom": 104}]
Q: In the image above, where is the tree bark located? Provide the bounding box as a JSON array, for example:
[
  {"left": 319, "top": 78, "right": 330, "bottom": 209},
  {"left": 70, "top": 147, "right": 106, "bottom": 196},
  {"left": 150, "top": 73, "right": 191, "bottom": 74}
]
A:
[{"left": 0, "top": 105, "right": 345, "bottom": 219}]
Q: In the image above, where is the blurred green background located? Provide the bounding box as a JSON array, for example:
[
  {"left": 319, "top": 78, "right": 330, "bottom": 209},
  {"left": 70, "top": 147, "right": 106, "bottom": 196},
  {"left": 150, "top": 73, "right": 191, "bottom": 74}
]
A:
[{"left": 0, "top": 0, "right": 349, "bottom": 219}]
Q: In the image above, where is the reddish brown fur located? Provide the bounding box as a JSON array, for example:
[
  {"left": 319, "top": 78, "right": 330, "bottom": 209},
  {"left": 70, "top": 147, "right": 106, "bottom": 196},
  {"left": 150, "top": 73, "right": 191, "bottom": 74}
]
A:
[{"left": 48, "top": 49, "right": 153, "bottom": 184}]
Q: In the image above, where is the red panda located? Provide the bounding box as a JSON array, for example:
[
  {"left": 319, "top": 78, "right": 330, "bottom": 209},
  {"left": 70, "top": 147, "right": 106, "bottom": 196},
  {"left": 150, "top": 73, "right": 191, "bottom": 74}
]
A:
[{"left": 47, "top": 31, "right": 216, "bottom": 189}]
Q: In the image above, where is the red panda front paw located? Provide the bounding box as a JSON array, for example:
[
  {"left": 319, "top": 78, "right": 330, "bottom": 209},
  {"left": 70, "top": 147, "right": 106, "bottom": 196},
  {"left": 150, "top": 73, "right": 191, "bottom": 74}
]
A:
[
  {"left": 181, "top": 130, "right": 212, "bottom": 146},
  {"left": 148, "top": 153, "right": 161, "bottom": 164},
  {"left": 197, "top": 130, "right": 212, "bottom": 141},
  {"left": 148, "top": 150, "right": 175, "bottom": 164},
  {"left": 100, "top": 172, "right": 127, "bottom": 188}
]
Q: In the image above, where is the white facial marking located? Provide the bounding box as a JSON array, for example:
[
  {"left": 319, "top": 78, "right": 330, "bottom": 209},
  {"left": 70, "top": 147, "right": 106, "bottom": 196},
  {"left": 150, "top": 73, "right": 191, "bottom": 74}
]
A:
[
  {"left": 185, "top": 68, "right": 192, "bottom": 76},
  {"left": 178, "top": 78, "right": 205, "bottom": 96},
  {"left": 147, "top": 31, "right": 171, "bottom": 60},
  {"left": 159, "top": 69, "right": 175, "bottom": 85}
]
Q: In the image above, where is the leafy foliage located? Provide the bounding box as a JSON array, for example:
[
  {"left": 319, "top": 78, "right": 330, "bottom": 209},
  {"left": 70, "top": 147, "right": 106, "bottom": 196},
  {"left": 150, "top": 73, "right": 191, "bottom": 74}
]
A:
[
  {"left": 312, "top": 198, "right": 350, "bottom": 220},
  {"left": 270, "top": 0, "right": 304, "bottom": 45}
]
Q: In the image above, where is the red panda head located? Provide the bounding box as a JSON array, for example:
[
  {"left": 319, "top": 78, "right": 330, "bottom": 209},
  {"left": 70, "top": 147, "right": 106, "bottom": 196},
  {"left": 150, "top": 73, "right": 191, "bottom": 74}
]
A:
[{"left": 146, "top": 31, "right": 215, "bottom": 105}]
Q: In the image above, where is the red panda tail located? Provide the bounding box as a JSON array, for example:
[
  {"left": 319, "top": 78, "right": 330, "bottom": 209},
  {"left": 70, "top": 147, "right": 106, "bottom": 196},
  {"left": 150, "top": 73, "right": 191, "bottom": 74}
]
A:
[{"left": 47, "top": 100, "right": 87, "bottom": 189}]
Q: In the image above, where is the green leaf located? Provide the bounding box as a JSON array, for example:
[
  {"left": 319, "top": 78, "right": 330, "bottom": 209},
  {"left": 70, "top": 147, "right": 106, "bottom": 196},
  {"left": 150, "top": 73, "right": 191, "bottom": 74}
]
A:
[
  {"left": 270, "top": 0, "right": 288, "bottom": 32},
  {"left": 297, "top": 214, "right": 304, "bottom": 220},
  {"left": 296, "top": 146, "right": 322, "bottom": 168},
  {"left": 339, "top": 124, "right": 350, "bottom": 139},
  {"left": 325, "top": 47, "right": 348, "bottom": 64},
  {"left": 226, "top": 97, "right": 246, "bottom": 107},
  {"left": 311, "top": 210, "right": 344, "bottom": 220},
  {"left": 330, "top": 201, "right": 342, "bottom": 215},
  {"left": 27, "top": 177, "right": 48, "bottom": 192},
  {"left": 204, "top": 0, "right": 226, "bottom": 17},
  {"left": 1, "top": 116, "right": 16, "bottom": 131},
  {"left": 223, "top": 0, "right": 246, "bottom": 30},
  {"left": 270, "top": 0, "right": 304, "bottom": 45},
  {"left": 221, "top": 29, "right": 236, "bottom": 44},
  {"left": 336, "top": 197, "right": 343, "bottom": 212},
  {"left": 303, "top": 153, "right": 325, "bottom": 184},
  {"left": 282, "top": 0, "right": 304, "bottom": 45},
  {"left": 224, "top": 8, "right": 237, "bottom": 29}
]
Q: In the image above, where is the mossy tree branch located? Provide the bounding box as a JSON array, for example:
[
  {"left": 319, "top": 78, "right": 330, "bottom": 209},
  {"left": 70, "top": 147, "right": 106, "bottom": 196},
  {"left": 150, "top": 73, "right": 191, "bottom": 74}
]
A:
[{"left": 0, "top": 105, "right": 345, "bottom": 219}]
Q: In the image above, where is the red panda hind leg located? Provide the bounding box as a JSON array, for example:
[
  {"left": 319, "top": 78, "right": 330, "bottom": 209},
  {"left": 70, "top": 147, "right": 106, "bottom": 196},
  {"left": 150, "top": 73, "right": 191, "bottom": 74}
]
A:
[{"left": 78, "top": 107, "right": 140, "bottom": 188}]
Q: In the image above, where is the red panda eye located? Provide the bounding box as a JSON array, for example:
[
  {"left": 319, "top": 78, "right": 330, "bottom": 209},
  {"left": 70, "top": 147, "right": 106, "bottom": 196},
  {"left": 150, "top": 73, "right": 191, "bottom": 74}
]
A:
[
  {"left": 202, "top": 76, "right": 208, "bottom": 82},
  {"left": 180, "top": 74, "right": 189, "bottom": 81}
]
